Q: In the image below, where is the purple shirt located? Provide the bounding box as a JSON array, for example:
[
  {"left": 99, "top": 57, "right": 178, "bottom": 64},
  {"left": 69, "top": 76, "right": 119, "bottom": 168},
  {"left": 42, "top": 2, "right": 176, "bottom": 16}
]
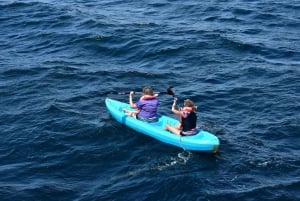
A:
[{"left": 135, "top": 98, "right": 159, "bottom": 118}]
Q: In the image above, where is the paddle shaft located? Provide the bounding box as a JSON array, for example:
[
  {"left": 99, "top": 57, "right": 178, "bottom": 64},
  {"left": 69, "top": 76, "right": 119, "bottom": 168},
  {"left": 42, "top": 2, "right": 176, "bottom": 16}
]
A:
[
  {"left": 104, "top": 86, "right": 175, "bottom": 96},
  {"left": 105, "top": 91, "right": 169, "bottom": 95}
]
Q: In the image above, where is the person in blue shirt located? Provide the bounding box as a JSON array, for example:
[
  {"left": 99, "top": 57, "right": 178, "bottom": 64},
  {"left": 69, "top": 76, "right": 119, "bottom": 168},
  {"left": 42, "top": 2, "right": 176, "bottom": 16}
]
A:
[{"left": 123, "top": 86, "right": 159, "bottom": 122}]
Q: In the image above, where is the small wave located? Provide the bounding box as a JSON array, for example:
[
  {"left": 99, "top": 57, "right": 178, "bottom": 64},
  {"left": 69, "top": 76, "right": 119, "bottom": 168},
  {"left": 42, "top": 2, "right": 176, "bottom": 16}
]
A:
[
  {"left": 1, "top": 66, "right": 46, "bottom": 78},
  {"left": 114, "top": 69, "right": 171, "bottom": 79},
  {"left": 232, "top": 7, "right": 253, "bottom": 15},
  {"left": 0, "top": 1, "right": 35, "bottom": 8},
  {"left": 209, "top": 178, "right": 300, "bottom": 200},
  {"left": 259, "top": 56, "right": 300, "bottom": 67}
]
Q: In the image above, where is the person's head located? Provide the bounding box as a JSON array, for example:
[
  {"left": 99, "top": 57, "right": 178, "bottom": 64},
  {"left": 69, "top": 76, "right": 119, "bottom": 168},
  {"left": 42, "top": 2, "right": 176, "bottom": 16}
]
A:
[
  {"left": 142, "top": 86, "right": 154, "bottom": 95},
  {"left": 184, "top": 99, "right": 197, "bottom": 111}
]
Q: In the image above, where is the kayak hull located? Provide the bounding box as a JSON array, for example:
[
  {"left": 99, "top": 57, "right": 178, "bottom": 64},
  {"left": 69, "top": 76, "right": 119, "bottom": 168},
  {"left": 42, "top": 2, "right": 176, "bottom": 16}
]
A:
[{"left": 105, "top": 98, "right": 220, "bottom": 153}]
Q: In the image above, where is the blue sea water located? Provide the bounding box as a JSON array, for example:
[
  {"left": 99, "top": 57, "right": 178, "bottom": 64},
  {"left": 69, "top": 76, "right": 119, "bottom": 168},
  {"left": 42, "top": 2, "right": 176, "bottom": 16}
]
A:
[{"left": 0, "top": 0, "right": 300, "bottom": 200}]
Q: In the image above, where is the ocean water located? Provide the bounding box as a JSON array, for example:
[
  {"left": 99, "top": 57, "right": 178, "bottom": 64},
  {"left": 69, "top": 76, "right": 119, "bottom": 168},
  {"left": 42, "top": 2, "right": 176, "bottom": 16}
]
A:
[{"left": 0, "top": 0, "right": 299, "bottom": 200}]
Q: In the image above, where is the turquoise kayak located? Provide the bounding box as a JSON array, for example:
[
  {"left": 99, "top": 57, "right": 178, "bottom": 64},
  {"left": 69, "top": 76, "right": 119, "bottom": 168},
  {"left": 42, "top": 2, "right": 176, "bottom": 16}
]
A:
[{"left": 105, "top": 98, "right": 220, "bottom": 153}]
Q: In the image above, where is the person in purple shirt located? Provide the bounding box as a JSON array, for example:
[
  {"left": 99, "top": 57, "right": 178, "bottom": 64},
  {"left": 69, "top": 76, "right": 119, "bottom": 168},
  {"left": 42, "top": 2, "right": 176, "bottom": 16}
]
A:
[{"left": 123, "top": 86, "right": 159, "bottom": 122}]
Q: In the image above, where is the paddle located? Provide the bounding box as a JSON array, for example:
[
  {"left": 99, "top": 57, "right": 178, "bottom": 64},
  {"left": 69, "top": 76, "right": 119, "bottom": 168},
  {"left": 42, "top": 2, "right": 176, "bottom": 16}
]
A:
[
  {"left": 166, "top": 86, "right": 176, "bottom": 98},
  {"left": 104, "top": 86, "right": 175, "bottom": 97}
]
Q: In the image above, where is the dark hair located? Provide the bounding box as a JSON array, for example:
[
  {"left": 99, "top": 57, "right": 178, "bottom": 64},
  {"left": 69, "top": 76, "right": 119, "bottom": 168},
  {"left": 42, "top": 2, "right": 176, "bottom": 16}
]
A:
[{"left": 142, "top": 86, "right": 154, "bottom": 95}]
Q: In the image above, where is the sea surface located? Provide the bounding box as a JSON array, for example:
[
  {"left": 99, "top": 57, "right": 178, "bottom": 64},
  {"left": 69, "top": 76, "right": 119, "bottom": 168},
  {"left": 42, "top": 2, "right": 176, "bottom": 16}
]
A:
[{"left": 0, "top": 0, "right": 299, "bottom": 200}]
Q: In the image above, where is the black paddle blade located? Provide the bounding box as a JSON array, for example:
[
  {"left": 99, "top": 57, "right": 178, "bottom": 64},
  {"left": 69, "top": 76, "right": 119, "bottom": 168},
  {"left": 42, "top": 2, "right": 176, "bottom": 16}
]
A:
[{"left": 167, "top": 86, "right": 175, "bottom": 97}]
